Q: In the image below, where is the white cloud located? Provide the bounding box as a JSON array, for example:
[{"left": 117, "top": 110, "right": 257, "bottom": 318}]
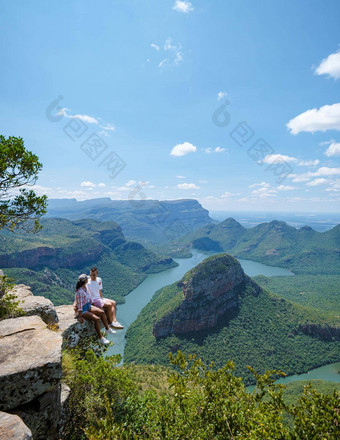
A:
[
  {"left": 151, "top": 43, "right": 160, "bottom": 51},
  {"left": 220, "top": 191, "right": 240, "bottom": 198},
  {"left": 170, "top": 142, "right": 197, "bottom": 156},
  {"left": 177, "top": 183, "right": 199, "bottom": 190},
  {"left": 174, "top": 51, "right": 183, "bottom": 65},
  {"left": 58, "top": 108, "right": 115, "bottom": 136},
  {"left": 217, "top": 91, "right": 228, "bottom": 101},
  {"left": 58, "top": 108, "right": 98, "bottom": 124},
  {"left": 249, "top": 181, "right": 269, "bottom": 188},
  {"left": 287, "top": 103, "right": 340, "bottom": 134},
  {"left": 172, "top": 1, "right": 194, "bottom": 13},
  {"left": 205, "top": 147, "right": 226, "bottom": 154},
  {"left": 81, "top": 181, "right": 107, "bottom": 188},
  {"left": 158, "top": 38, "right": 183, "bottom": 68},
  {"left": 117, "top": 186, "right": 131, "bottom": 191},
  {"left": 277, "top": 185, "right": 295, "bottom": 191},
  {"left": 292, "top": 176, "right": 310, "bottom": 183},
  {"left": 262, "top": 154, "right": 297, "bottom": 164},
  {"left": 125, "top": 180, "right": 136, "bottom": 186},
  {"left": 298, "top": 159, "right": 320, "bottom": 167},
  {"left": 176, "top": 175, "right": 186, "bottom": 179},
  {"left": 311, "top": 166, "right": 340, "bottom": 177},
  {"left": 315, "top": 49, "right": 340, "bottom": 80},
  {"left": 100, "top": 123, "right": 115, "bottom": 131},
  {"left": 158, "top": 59, "right": 167, "bottom": 68},
  {"left": 289, "top": 166, "right": 340, "bottom": 183},
  {"left": 263, "top": 154, "right": 319, "bottom": 167},
  {"left": 249, "top": 182, "right": 277, "bottom": 198},
  {"left": 81, "top": 181, "right": 96, "bottom": 187},
  {"left": 325, "top": 141, "right": 340, "bottom": 157},
  {"left": 306, "top": 178, "right": 327, "bottom": 186}
]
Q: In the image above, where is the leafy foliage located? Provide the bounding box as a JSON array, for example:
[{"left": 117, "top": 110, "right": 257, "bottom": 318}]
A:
[
  {"left": 0, "top": 135, "right": 47, "bottom": 233},
  {"left": 254, "top": 274, "right": 340, "bottom": 317},
  {"left": 0, "top": 274, "right": 24, "bottom": 320},
  {"left": 62, "top": 350, "right": 340, "bottom": 439}
]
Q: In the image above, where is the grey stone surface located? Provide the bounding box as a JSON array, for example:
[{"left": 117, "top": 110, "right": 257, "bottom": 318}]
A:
[
  {"left": 0, "top": 315, "right": 62, "bottom": 411},
  {"left": 10, "top": 284, "right": 59, "bottom": 324},
  {"left": 12, "top": 384, "right": 62, "bottom": 440},
  {"left": 56, "top": 304, "right": 98, "bottom": 348},
  {"left": 9, "top": 284, "right": 34, "bottom": 300},
  {"left": 0, "top": 411, "right": 33, "bottom": 440}
]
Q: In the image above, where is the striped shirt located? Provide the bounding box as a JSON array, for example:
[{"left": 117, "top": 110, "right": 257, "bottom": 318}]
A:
[{"left": 75, "top": 287, "right": 92, "bottom": 311}]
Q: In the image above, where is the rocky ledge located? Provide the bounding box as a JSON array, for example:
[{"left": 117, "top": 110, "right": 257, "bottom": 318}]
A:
[
  {"left": 0, "top": 284, "right": 98, "bottom": 439},
  {"left": 153, "top": 254, "right": 254, "bottom": 338}
]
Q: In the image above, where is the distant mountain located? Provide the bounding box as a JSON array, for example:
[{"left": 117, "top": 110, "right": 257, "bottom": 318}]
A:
[
  {"left": 125, "top": 254, "right": 340, "bottom": 384},
  {"left": 190, "top": 218, "right": 340, "bottom": 274},
  {"left": 46, "top": 198, "right": 214, "bottom": 247},
  {"left": 0, "top": 218, "right": 177, "bottom": 305}
]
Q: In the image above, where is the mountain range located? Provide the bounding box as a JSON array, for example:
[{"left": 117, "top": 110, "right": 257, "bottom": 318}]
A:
[
  {"left": 46, "top": 198, "right": 213, "bottom": 249},
  {"left": 189, "top": 218, "right": 340, "bottom": 274}
]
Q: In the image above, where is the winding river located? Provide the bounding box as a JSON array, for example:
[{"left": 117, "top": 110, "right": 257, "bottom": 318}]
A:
[{"left": 106, "top": 249, "right": 340, "bottom": 384}]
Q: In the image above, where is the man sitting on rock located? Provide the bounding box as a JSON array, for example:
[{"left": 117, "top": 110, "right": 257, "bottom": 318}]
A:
[{"left": 86, "top": 267, "right": 124, "bottom": 330}]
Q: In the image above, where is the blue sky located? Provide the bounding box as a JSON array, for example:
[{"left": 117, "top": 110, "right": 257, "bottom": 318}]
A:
[{"left": 1, "top": 0, "right": 340, "bottom": 212}]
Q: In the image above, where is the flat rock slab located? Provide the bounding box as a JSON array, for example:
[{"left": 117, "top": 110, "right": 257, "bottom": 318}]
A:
[
  {"left": 0, "top": 316, "right": 62, "bottom": 411},
  {"left": 10, "top": 284, "right": 59, "bottom": 324},
  {"left": 56, "top": 305, "right": 98, "bottom": 348},
  {"left": 0, "top": 411, "right": 33, "bottom": 440}
]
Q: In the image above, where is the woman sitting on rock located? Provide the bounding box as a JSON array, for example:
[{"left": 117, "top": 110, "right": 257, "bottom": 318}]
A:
[{"left": 75, "top": 274, "right": 115, "bottom": 345}]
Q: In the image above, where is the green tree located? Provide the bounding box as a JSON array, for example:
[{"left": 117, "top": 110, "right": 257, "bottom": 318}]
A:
[
  {"left": 0, "top": 273, "right": 24, "bottom": 320},
  {"left": 62, "top": 350, "right": 340, "bottom": 439},
  {"left": 0, "top": 135, "right": 47, "bottom": 233}
]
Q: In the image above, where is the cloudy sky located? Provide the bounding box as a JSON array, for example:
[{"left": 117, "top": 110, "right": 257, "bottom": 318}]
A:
[{"left": 1, "top": 0, "right": 340, "bottom": 212}]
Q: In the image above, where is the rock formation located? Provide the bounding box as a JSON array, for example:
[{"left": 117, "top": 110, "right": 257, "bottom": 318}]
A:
[
  {"left": 0, "top": 243, "right": 104, "bottom": 270},
  {"left": 153, "top": 254, "right": 256, "bottom": 338},
  {"left": 56, "top": 304, "right": 102, "bottom": 348},
  {"left": 0, "top": 285, "right": 98, "bottom": 439},
  {"left": 11, "top": 284, "right": 59, "bottom": 324},
  {"left": 0, "top": 411, "right": 33, "bottom": 440}
]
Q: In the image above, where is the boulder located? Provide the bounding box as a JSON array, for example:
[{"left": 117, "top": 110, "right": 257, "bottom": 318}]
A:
[
  {"left": 0, "top": 411, "right": 33, "bottom": 440},
  {"left": 0, "top": 315, "right": 62, "bottom": 411},
  {"left": 10, "top": 284, "right": 59, "bottom": 324},
  {"left": 56, "top": 304, "right": 98, "bottom": 348},
  {"left": 10, "top": 284, "right": 34, "bottom": 300}
]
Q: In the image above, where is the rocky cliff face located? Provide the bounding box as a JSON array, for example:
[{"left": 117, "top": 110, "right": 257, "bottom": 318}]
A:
[
  {"left": 153, "top": 254, "right": 253, "bottom": 338},
  {"left": 297, "top": 323, "right": 340, "bottom": 341},
  {"left": 0, "top": 243, "right": 104, "bottom": 269},
  {"left": 0, "top": 284, "right": 99, "bottom": 439}
]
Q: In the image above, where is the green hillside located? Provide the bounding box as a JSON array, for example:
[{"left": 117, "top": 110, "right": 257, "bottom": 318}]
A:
[
  {"left": 253, "top": 274, "right": 340, "bottom": 317},
  {"left": 125, "top": 254, "right": 340, "bottom": 385},
  {"left": 190, "top": 218, "right": 340, "bottom": 274},
  {"left": 0, "top": 218, "right": 177, "bottom": 305}
]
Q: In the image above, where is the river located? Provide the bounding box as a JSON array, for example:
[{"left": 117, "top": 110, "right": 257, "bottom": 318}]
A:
[{"left": 106, "top": 249, "right": 340, "bottom": 384}]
